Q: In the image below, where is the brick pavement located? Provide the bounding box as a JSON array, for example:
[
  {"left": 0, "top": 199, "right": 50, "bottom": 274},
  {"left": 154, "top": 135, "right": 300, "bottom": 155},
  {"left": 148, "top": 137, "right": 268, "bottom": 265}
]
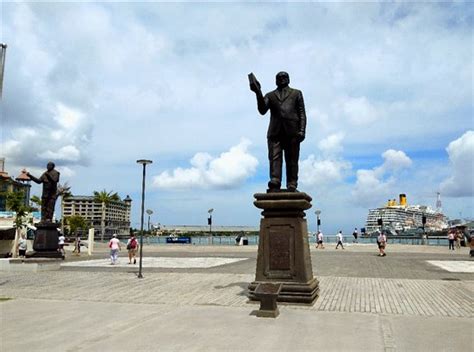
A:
[{"left": 1, "top": 271, "right": 472, "bottom": 318}]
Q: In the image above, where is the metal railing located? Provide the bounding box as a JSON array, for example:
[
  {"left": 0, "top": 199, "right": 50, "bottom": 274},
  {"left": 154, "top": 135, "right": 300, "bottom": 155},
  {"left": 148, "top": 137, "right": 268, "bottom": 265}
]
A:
[{"left": 112, "top": 235, "right": 456, "bottom": 247}]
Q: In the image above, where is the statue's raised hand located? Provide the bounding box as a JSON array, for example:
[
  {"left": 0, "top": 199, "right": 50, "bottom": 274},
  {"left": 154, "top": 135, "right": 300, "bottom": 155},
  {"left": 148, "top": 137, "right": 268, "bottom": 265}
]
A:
[{"left": 248, "top": 72, "right": 261, "bottom": 94}]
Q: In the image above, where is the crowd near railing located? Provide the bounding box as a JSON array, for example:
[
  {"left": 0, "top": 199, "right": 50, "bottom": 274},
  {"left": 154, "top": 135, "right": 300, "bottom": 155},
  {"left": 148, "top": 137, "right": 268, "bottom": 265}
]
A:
[{"left": 104, "top": 235, "right": 457, "bottom": 247}]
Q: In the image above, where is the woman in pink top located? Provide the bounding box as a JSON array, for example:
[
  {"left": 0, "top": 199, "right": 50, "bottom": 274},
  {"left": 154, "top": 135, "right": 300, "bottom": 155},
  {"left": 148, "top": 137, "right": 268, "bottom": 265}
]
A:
[{"left": 109, "top": 234, "right": 121, "bottom": 265}]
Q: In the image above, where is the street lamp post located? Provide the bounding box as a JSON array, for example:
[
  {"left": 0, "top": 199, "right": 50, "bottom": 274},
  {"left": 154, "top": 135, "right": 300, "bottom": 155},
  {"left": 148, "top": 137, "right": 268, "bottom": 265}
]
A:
[
  {"left": 136, "top": 159, "right": 152, "bottom": 279},
  {"left": 208, "top": 208, "right": 214, "bottom": 245},
  {"left": 0, "top": 43, "right": 7, "bottom": 99},
  {"left": 315, "top": 210, "right": 321, "bottom": 234},
  {"left": 146, "top": 209, "right": 153, "bottom": 232}
]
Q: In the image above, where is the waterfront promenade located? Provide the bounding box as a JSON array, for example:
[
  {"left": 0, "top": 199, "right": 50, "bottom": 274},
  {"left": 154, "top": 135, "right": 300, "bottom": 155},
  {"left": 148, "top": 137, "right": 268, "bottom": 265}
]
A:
[{"left": 1, "top": 244, "right": 472, "bottom": 351}]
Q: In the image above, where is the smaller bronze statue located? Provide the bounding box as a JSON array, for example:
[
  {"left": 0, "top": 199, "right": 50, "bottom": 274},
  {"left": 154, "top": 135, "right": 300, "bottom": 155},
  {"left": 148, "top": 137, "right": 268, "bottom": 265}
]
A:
[
  {"left": 27, "top": 162, "right": 60, "bottom": 223},
  {"left": 249, "top": 71, "right": 307, "bottom": 192}
]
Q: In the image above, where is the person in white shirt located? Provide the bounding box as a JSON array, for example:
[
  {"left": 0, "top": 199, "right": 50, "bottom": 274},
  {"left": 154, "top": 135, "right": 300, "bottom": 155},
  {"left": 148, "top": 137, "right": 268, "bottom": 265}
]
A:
[
  {"left": 58, "top": 233, "right": 65, "bottom": 258},
  {"left": 108, "top": 234, "right": 121, "bottom": 265},
  {"left": 335, "top": 230, "right": 345, "bottom": 250},
  {"left": 17, "top": 234, "right": 28, "bottom": 258},
  {"left": 316, "top": 231, "right": 324, "bottom": 249}
]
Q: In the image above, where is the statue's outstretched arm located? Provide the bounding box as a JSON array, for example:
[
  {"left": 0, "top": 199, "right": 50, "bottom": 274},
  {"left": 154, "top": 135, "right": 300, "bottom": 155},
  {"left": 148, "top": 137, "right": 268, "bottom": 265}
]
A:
[
  {"left": 249, "top": 73, "right": 268, "bottom": 115},
  {"left": 27, "top": 173, "right": 41, "bottom": 184}
]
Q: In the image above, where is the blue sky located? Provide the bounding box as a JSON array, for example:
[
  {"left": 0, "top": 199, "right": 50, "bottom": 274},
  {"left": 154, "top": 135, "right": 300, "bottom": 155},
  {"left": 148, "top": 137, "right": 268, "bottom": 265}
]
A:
[{"left": 1, "top": 2, "right": 473, "bottom": 233}]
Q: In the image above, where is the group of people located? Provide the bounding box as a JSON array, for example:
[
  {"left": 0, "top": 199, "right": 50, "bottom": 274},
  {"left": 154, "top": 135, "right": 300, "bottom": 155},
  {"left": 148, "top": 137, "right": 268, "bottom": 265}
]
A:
[
  {"left": 108, "top": 233, "right": 139, "bottom": 265},
  {"left": 315, "top": 230, "right": 345, "bottom": 250},
  {"left": 314, "top": 229, "right": 387, "bottom": 256},
  {"left": 315, "top": 230, "right": 348, "bottom": 250},
  {"left": 447, "top": 228, "right": 465, "bottom": 250}
]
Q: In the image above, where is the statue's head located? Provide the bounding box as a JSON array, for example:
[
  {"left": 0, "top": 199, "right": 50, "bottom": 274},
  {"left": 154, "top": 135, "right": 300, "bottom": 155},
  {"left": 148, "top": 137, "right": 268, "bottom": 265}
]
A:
[
  {"left": 275, "top": 71, "right": 290, "bottom": 88},
  {"left": 47, "top": 161, "right": 55, "bottom": 171}
]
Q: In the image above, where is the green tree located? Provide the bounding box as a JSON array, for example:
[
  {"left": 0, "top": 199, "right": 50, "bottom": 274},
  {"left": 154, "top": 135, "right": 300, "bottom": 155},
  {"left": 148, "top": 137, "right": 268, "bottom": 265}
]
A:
[
  {"left": 93, "top": 190, "right": 120, "bottom": 241},
  {"left": 4, "top": 190, "right": 30, "bottom": 258},
  {"left": 66, "top": 215, "right": 88, "bottom": 236}
]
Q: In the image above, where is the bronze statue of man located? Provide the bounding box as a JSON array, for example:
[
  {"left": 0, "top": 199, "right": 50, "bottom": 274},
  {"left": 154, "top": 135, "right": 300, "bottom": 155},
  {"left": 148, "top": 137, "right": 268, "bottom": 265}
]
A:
[
  {"left": 249, "top": 71, "right": 307, "bottom": 192},
  {"left": 27, "top": 162, "right": 60, "bottom": 223}
]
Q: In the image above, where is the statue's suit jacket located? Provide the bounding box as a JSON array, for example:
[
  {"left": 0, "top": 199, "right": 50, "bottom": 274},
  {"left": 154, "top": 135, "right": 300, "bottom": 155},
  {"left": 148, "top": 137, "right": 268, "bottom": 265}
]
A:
[{"left": 260, "top": 87, "right": 307, "bottom": 139}]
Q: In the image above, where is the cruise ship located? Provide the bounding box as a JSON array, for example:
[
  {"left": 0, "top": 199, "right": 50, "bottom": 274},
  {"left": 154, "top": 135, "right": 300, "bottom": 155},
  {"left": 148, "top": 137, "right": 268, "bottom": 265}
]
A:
[{"left": 365, "top": 194, "right": 448, "bottom": 234}]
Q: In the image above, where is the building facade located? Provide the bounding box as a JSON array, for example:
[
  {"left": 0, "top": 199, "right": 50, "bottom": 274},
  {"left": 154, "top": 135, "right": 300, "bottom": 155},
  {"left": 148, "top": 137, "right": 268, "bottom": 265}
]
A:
[
  {"left": 0, "top": 158, "right": 31, "bottom": 211},
  {"left": 62, "top": 195, "right": 132, "bottom": 238}
]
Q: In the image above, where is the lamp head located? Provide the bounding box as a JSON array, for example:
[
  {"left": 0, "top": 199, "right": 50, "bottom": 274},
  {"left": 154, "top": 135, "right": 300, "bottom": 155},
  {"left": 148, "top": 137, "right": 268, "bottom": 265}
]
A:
[{"left": 137, "top": 159, "right": 153, "bottom": 165}]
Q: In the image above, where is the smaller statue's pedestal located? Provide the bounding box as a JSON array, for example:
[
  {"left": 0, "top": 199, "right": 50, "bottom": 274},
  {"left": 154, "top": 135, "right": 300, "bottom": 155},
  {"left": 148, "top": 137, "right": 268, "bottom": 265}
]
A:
[
  {"left": 27, "top": 222, "right": 62, "bottom": 259},
  {"left": 248, "top": 191, "right": 319, "bottom": 305}
]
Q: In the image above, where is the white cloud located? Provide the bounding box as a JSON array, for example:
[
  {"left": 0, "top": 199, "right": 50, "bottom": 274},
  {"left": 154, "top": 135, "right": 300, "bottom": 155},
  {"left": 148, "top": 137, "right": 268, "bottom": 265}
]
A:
[
  {"left": 352, "top": 169, "right": 394, "bottom": 205},
  {"left": 300, "top": 156, "right": 351, "bottom": 186},
  {"left": 352, "top": 149, "right": 412, "bottom": 206},
  {"left": 341, "top": 96, "right": 378, "bottom": 125},
  {"left": 38, "top": 145, "right": 81, "bottom": 162},
  {"left": 56, "top": 166, "right": 75, "bottom": 178},
  {"left": 300, "top": 133, "right": 351, "bottom": 187},
  {"left": 54, "top": 103, "right": 83, "bottom": 129},
  {"left": 1, "top": 103, "right": 91, "bottom": 166},
  {"left": 318, "top": 132, "right": 345, "bottom": 156},
  {"left": 380, "top": 149, "right": 412, "bottom": 173},
  {"left": 153, "top": 139, "right": 258, "bottom": 190},
  {"left": 440, "top": 131, "right": 474, "bottom": 197}
]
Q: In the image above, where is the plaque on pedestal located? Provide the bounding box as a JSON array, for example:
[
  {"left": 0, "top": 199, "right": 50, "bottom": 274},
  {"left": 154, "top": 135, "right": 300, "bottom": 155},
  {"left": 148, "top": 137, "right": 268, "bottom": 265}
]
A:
[{"left": 248, "top": 191, "right": 319, "bottom": 305}]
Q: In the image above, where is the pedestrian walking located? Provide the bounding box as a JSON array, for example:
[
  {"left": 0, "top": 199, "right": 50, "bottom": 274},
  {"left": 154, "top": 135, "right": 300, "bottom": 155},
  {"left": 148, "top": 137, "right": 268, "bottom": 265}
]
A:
[
  {"left": 377, "top": 232, "right": 387, "bottom": 256},
  {"left": 455, "top": 230, "right": 462, "bottom": 250},
  {"left": 447, "top": 230, "right": 455, "bottom": 250},
  {"left": 73, "top": 236, "right": 81, "bottom": 255},
  {"left": 335, "top": 231, "right": 344, "bottom": 249},
  {"left": 109, "top": 234, "right": 121, "bottom": 265},
  {"left": 17, "top": 234, "right": 27, "bottom": 258},
  {"left": 316, "top": 231, "right": 325, "bottom": 249},
  {"left": 58, "top": 232, "right": 65, "bottom": 258},
  {"left": 470, "top": 236, "right": 474, "bottom": 258},
  {"left": 352, "top": 228, "right": 359, "bottom": 243},
  {"left": 126, "top": 234, "right": 139, "bottom": 264}
]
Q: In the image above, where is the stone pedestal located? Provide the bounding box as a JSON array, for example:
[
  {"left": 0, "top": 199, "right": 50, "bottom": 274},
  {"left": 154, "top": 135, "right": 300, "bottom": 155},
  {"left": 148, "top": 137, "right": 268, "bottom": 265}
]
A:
[
  {"left": 248, "top": 191, "right": 319, "bottom": 305},
  {"left": 27, "top": 222, "right": 62, "bottom": 259},
  {"left": 253, "top": 282, "right": 282, "bottom": 318}
]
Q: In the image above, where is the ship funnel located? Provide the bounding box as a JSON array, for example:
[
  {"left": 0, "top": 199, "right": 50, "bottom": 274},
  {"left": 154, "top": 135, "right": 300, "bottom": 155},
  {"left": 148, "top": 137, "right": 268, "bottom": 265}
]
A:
[{"left": 399, "top": 194, "right": 407, "bottom": 206}]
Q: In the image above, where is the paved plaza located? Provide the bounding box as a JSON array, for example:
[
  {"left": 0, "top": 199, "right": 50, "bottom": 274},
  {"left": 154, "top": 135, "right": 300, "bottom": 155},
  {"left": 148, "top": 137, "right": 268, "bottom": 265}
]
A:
[{"left": 1, "top": 244, "right": 472, "bottom": 351}]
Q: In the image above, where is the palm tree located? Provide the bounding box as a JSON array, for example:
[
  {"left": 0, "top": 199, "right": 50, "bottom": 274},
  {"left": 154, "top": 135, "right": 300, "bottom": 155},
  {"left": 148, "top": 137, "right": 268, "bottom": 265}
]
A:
[
  {"left": 57, "top": 183, "right": 71, "bottom": 234},
  {"left": 93, "top": 190, "right": 120, "bottom": 241},
  {"left": 30, "top": 195, "right": 42, "bottom": 211}
]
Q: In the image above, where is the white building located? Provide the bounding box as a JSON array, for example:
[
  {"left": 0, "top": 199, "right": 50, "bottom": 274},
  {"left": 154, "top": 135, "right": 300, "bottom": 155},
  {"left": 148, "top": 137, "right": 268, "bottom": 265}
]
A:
[{"left": 62, "top": 195, "right": 132, "bottom": 237}]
